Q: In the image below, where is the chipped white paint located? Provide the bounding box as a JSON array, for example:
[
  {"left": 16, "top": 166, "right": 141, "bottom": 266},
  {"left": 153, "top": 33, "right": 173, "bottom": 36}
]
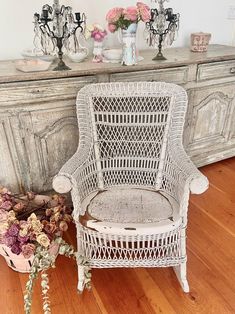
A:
[{"left": 87, "top": 188, "right": 176, "bottom": 224}]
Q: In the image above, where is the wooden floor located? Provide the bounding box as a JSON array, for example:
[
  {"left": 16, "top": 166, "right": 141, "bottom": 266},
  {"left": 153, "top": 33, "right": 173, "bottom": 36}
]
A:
[{"left": 1, "top": 158, "right": 235, "bottom": 314}]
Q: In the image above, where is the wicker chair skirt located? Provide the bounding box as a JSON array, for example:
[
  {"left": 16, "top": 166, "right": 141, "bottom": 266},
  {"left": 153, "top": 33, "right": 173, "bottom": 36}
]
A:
[{"left": 80, "top": 225, "right": 185, "bottom": 268}]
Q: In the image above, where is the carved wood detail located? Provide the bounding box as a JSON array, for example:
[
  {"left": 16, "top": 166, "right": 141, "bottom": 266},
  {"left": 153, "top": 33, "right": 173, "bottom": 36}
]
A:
[
  {"left": 189, "top": 92, "right": 232, "bottom": 147},
  {"left": 0, "top": 117, "right": 23, "bottom": 191},
  {"left": 33, "top": 116, "right": 79, "bottom": 191}
]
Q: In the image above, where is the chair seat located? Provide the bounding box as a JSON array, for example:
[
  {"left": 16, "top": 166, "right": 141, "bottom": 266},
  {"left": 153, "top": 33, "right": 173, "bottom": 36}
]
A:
[{"left": 80, "top": 188, "right": 182, "bottom": 235}]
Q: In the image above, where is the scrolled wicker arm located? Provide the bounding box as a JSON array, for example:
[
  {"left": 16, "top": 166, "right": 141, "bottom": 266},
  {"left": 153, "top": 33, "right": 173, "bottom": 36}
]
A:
[
  {"left": 169, "top": 144, "right": 209, "bottom": 195},
  {"left": 52, "top": 144, "right": 90, "bottom": 194}
]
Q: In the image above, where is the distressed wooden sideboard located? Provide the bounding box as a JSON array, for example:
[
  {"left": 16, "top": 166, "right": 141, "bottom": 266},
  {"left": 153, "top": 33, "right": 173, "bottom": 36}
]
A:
[{"left": 1, "top": 44, "right": 235, "bottom": 193}]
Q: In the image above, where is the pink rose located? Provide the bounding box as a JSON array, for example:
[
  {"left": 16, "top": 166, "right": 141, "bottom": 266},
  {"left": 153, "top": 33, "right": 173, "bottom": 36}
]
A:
[
  {"left": 106, "top": 7, "right": 123, "bottom": 23},
  {"left": 108, "top": 23, "right": 117, "bottom": 33},
  {"left": 137, "top": 2, "right": 151, "bottom": 22},
  {"left": 4, "top": 235, "right": 17, "bottom": 247},
  {"left": 13, "top": 202, "right": 25, "bottom": 212},
  {"left": 91, "top": 29, "right": 107, "bottom": 42},
  {"left": 21, "top": 243, "right": 35, "bottom": 259},
  {"left": 123, "top": 7, "right": 138, "bottom": 22},
  {"left": 93, "top": 33, "right": 102, "bottom": 41}
]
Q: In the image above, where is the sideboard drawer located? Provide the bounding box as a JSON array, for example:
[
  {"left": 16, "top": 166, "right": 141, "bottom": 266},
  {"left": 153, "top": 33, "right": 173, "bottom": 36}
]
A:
[
  {"left": 0, "top": 76, "right": 96, "bottom": 106},
  {"left": 197, "top": 60, "right": 235, "bottom": 81},
  {"left": 110, "top": 66, "right": 189, "bottom": 84}
]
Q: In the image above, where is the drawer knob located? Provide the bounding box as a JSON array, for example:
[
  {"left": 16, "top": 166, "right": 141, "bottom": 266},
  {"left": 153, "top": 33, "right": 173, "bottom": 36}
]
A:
[{"left": 230, "top": 67, "right": 235, "bottom": 74}]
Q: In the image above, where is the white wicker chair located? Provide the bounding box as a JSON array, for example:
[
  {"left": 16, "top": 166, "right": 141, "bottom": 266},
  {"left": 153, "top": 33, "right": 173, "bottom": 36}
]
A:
[{"left": 53, "top": 82, "right": 208, "bottom": 293}]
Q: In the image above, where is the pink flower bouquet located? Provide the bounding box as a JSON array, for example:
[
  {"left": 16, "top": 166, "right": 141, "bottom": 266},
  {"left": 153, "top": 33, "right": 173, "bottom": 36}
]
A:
[
  {"left": 85, "top": 24, "right": 107, "bottom": 42},
  {"left": 85, "top": 24, "right": 108, "bottom": 63},
  {"left": 106, "top": 2, "right": 151, "bottom": 33}
]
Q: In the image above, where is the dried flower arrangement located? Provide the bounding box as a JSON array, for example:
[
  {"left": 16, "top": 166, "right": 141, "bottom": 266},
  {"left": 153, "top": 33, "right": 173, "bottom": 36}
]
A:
[
  {"left": 106, "top": 2, "right": 151, "bottom": 33},
  {"left": 0, "top": 187, "right": 91, "bottom": 314}
]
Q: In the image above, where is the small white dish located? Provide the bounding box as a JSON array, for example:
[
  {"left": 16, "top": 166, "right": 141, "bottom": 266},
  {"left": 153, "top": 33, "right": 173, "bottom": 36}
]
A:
[
  {"left": 102, "top": 49, "right": 122, "bottom": 62},
  {"left": 22, "top": 49, "right": 43, "bottom": 59},
  {"left": 15, "top": 59, "right": 52, "bottom": 72},
  {"left": 22, "top": 49, "right": 56, "bottom": 62},
  {"left": 67, "top": 51, "right": 88, "bottom": 63}
]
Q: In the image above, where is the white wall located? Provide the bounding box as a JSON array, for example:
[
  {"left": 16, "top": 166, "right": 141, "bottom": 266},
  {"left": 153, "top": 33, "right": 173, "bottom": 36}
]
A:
[{"left": 0, "top": 0, "right": 234, "bottom": 60}]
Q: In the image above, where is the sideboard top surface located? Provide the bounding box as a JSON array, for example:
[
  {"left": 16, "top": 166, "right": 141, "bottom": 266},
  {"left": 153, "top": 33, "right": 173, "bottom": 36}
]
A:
[{"left": 1, "top": 44, "right": 235, "bottom": 84}]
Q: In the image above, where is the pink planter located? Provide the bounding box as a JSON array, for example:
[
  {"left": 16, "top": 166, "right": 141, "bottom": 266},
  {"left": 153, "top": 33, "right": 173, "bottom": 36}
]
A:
[
  {"left": 0, "top": 243, "right": 59, "bottom": 273},
  {"left": 0, "top": 244, "right": 34, "bottom": 273},
  {"left": 191, "top": 32, "right": 211, "bottom": 52}
]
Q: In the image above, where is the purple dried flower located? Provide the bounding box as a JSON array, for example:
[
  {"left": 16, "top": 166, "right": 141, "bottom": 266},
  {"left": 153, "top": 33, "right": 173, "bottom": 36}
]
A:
[
  {"left": 4, "top": 235, "right": 17, "bottom": 247},
  {"left": 18, "top": 235, "right": 29, "bottom": 244},
  {"left": 8, "top": 224, "right": 20, "bottom": 237},
  {"left": 11, "top": 242, "right": 22, "bottom": 255},
  {"left": 0, "top": 201, "right": 13, "bottom": 211}
]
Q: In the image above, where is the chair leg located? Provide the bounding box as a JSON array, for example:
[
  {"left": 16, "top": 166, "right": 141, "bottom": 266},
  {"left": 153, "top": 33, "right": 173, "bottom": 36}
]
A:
[
  {"left": 76, "top": 222, "right": 85, "bottom": 293},
  {"left": 173, "top": 262, "right": 189, "bottom": 293},
  {"left": 77, "top": 265, "right": 85, "bottom": 293},
  {"left": 173, "top": 225, "right": 189, "bottom": 292}
]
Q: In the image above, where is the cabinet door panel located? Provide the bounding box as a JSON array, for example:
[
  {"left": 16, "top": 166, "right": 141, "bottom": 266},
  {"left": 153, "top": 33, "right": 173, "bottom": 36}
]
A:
[
  {"left": 0, "top": 76, "right": 96, "bottom": 192},
  {"left": 20, "top": 104, "right": 79, "bottom": 192},
  {"left": 186, "top": 83, "right": 235, "bottom": 166}
]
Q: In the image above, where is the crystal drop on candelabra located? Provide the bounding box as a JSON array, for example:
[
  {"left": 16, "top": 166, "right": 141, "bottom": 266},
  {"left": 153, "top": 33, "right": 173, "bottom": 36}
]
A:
[
  {"left": 33, "top": 31, "right": 42, "bottom": 52},
  {"left": 169, "top": 31, "right": 174, "bottom": 45}
]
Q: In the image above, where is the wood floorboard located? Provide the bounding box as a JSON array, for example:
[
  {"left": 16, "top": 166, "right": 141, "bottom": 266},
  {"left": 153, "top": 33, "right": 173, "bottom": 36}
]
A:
[
  {"left": 190, "top": 188, "right": 235, "bottom": 236},
  {"left": 0, "top": 157, "right": 235, "bottom": 313}
]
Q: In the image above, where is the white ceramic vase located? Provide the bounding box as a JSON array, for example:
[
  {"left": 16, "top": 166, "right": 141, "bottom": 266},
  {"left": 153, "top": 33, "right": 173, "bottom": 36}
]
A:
[
  {"left": 93, "top": 41, "right": 104, "bottom": 63},
  {"left": 121, "top": 23, "right": 137, "bottom": 66}
]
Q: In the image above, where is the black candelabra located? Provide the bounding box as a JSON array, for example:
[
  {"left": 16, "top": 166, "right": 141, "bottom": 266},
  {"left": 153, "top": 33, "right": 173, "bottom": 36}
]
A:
[
  {"left": 34, "top": 0, "right": 86, "bottom": 71},
  {"left": 146, "top": 0, "right": 180, "bottom": 60}
]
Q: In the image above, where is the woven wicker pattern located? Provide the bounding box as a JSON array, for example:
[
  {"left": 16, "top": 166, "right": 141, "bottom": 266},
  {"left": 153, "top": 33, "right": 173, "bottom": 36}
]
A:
[
  {"left": 53, "top": 82, "right": 209, "bottom": 292},
  {"left": 80, "top": 226, "right": 184, "bottom": 268}
]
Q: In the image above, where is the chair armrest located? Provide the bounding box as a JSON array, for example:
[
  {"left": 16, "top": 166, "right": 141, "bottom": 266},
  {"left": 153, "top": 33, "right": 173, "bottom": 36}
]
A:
[
  {"left": 169, "top": 145, "right": 209, "bottom": 195},
  {"left": 53, "top": 145, "right": 89, "bottom": 194},
  {"left": 53, "top": 174, "right": 74, "bottom": 194}
]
